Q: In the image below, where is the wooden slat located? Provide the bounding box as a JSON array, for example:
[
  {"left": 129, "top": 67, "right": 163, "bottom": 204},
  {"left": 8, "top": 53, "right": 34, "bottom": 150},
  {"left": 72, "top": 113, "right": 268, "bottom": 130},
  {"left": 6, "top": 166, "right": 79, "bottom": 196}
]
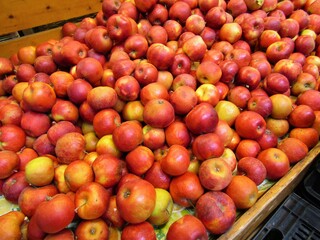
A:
[
  {"left": 218, "top": 143, "right": 320, "bottom": 240},
  {"left": 0, "top": 27, "right": 63, "bottom": 58},
  {"left": 0, "top": 0, "right": 102, "bottom": 35}
]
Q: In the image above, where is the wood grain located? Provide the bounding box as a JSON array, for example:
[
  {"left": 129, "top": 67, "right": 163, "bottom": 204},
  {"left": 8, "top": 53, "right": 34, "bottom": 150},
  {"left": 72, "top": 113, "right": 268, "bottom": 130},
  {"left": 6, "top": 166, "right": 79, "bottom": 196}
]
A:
[{"left": 0, "top": 0, "right": 102, "bottom": 35}]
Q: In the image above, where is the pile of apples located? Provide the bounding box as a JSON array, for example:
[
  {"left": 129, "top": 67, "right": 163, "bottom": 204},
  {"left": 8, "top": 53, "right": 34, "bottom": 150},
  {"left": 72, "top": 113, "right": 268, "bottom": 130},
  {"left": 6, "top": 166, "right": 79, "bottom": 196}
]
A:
[{"left": 1, "top": 0, "right": 320, "bottom": 239}]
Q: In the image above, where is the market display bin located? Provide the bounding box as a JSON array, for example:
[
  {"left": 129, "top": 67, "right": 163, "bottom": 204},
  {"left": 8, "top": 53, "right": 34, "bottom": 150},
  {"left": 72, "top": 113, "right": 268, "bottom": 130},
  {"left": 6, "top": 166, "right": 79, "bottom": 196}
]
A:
[{"left": 1, "top": 1, "right": 320, "bottom": 240}]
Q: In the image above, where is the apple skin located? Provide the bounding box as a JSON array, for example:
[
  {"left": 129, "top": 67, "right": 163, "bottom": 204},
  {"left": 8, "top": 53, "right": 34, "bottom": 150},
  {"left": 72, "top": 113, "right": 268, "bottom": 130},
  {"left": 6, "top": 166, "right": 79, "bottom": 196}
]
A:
[
  {"left": 33, "top": 193, "right": 75, "bottom": 234},
  {"left": 18, "top": 184, "right": 59, "bottom": 218},
  {"left": 247, "top": 95, "right": 273, "bottom": 118},
  {"left": 75, "top": 182, "right": 111, "bottom": 220},
  {"left": 2, "top": 171, "right": 29, "bottom": 204},
  {"left": 169, "top": 171, "right": 204, "bottom": 208},
  {"left": 237, "top": 157, "right": 267, "bottom": 185},
  {"left": 144, "top": 161, "right": 171, "bottom": 190},
  {"left": 192, "top": 133, "right": 225, "bottom": 161},
  {"left": 44, "top": 228, "right": 75, "bottom": 240},
  {"left": 195, "top": 191, "right": 237, "bottom": 235},
  {"left": 147, "top": 43, "right": 176, "bottom": 70},
  {"left": 160, "top": 144, "right": 190, "bottom": 176},
  {"left": 75, "top": 218, "right": 109, "bottom": 240},
  {"left": 102, "top": 195, "right": 126, "bottom": 228},
  {"left": 0, "top": 150, "right": 20, "bottom": 179},
  {"left": 277, "top": 137, "right": 309, "bottom": 164},
  {"left": 0, "top": 211, "right": 26, "bottom": 240},
  {"left": 167, "top": 215, "right": 209, "bottom": 240},
  {"left": 148, "top": 188, "right": 173, "bottom": 226},
  {"left": 257, "top": 148, "right": 290, "bottom": 180},
  {"left": 185, "top": 102, "right": 219, "bottom": 135},
  {"left": 55, "top": 132, "right": 86, "bottom": 164},
  {"left": 121, "top": 221, "right": 156, "bottom": 240},
  {"left": 225, "top": 175, "right": 259, "bottom": 209},
  {"left": 234, "top": 111, "right": 267, "bottom": 140},
  {"left": 143, "top": 99, "right": 175, "bottom": 129},
  {"left": 116, "top": 178, "right": 156, "bottom": 224},
  {"left": 22, "top": 81, "right": 56, "bottom": 113},
  {"left": 198, "top": 158, "right": 233, "bottom": 191}
]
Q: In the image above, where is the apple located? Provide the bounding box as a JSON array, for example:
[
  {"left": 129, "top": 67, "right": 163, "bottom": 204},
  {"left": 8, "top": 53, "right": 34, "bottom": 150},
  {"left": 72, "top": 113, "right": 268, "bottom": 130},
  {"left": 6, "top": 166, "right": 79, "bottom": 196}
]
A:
[
  {"left": 169, "top": 85, "right": 197, "bottom": 115},
  {"left": 86, "top": 86, "right": 118, "bottom": 111},
  {"left": 273, "top": 58, "right": 302, "bottom": 84},
  {"left": 0, "top": 211, "right": 26, "bottom": 240},
  {"left": 55, "top": 132, "right": 86, "bottom": 164},
  {"left": 200, "top": 26, "right": 217, "bottom": 48},
  {"left": 167, "top": 215, "right": 209, "bottom": 240},
  {"left": 76, "top": 57, "right": 103, "bottom": 86},
  {"left": 288, "top": 104, "right": 316, "bottom": 128},
  {"left": 185, "top": 14, "right": 206, "bottom": 35},
  {"left": 134, "top": 61, "right": 158, "bottom": 86},
  {"left": 20, "top": 111, "right": 51, "bottom": 138},
  {"left": 148, "top": 3, "right": 168, "bottom": 25},
  {"left": 196, "top": 60, "right": 222, "bottom": 85},
  {"left": 266, "top": 117, "right": 290, "bottom": 138},
  {"left": 116, "top": 178, "right": 156, "bottom": 224},
  {"left": 50, "top": 99, "right": 79, "bottom": 123},
  {"left": 263, "top": 72, "right": 290, "bottom": 95},
  {"left": 249, "top": 58, "right": 272, "bottom": 79},
  {"left": 277, "top": 137, "right": 309, "bottom": 164},
  {"left": 0, "top": 57, "right": 14, "bottom": 76},
  {"left": 102, "top": 195, "right": 126, "bottom": 228},
  {"left": 170, "top": 53, "right": 192, "bottom": 77},
  {"left": 237, "top": 157, "right": 267, "bottom": 185},
  {"left": 142, "top": 125, "right": 166, "bottom": 150},
  {"left": 143, "top": 99, "right": 175, "bottom": 128},
  {"left": 17, "top": 45, "right": 36, "bottom": 64},
  {"left": 256, "top": 128, "right": 279, "bottom": 150},
  {"left": 0, "top": 102, "right": 23, "bottom": 126},
  {"left": 2, "top": 171, "right": 29, "bottom": 204},
  {"left": 64, "top": 160, "right": 94, "bottom": 192},
  {"left": 270, "top": 93, "right": 293, "bottom": 119},
  {"left": 140, "top": 82, "right": 170, "bottom": 105},
  {"left": 47, "top": 120, "right": 77, "bottom": 146},
  {"left": 44, "top": 228, "right": 75, "bottom": 240},
  {"left": 33, "top": 193, "right": 75, "bottom": 234},
  {"left": 34, "top": 55, "right": 57, "bottom": 75},
  {"left": 49, "top": 71, "right": 74, "bottom": 98},
  {"left": 278, "top": 18, "right": 300, "bottom": 38},
  {"left": 32, "top": 134, "right": 56, "bottom": 156},
  {"left": 168, "top": 1, "right": 191, "bottom": 24},
  {"left": 160, "top": 144, "right": 190, "bottom": 176},
  {"left": 227, "top": 0, "right": 248, "bottom": 18},
  {"left": 185, "top": 102, "right": 219, "bottom": 135},
  {"left": 18, "top": 184, "right": 59, "bottom": 217},
  {"left": 125, "top": 145, "right": 154, "bottom": 176},
  {"left": 92, "top": 154, "right": 125, "bottom": 188},
  {"left": 22, "top": 81, "right": 56, "bottom": 113},
  {"left": 144, "top": 161, "right": 171, "bottom": 190},
  {"left": 18, "top": 147, "right": 38, "bottom": 171},
  {"left": 196, "top": 191, "right": 237, "bottom": 235},
  {"left": 247, "top": 95, "right": 273, "bottom": 118},
  {"left": 266, "top": 40, "right": 294, "bottom": 64},
  {"left": 121, "top": 221, "right": 156, "bottom": 240},
  {"left": 234, "top": 111, "right": 267, "bottom": 139},
  {"left": 296, "top": 89, "right": 320, "bottom": 111},
  {"left": 236, "top": 139, "right": 262, "bottom": 160},
  {"left": 59, "top": 40, "right": 88, "bottom": 67},
  {"left": 148, "top": 188, "right": 173, "bottom": 226},
  {"left": 289, "top": 127, "right": 319, "bottom": 149},
  {"left": 198, "top": 157, "right": 233, "bottom": 191},
  {"left": 165, "top": 120, "right": 191, "bottom": 148},
  {"left": 225, "top": 48, "right": 252, "bottom": 69},
  {"left": 75, "top": 218, "right": 109, "bottom": 240},
  {"left": 25, "top": 156, "right": 55, "bottom": 187},
  {"left": 225, "top": 175, "right": 259, "bottom": 209},
  {"left": 182, "top": 35, "right": 207, "bottom": 62},
  {"left": 291, "top": 72, "right": 317, "bottom": 96},
  {"left": 171, "top": 73, "right": 197, "bottom": 91},
  {"left": 163, "top": 19, "right": 183, "bottom": 41},
  {"left": 192, "top": 132, "right": 225, "bottom": 161},
  {"left": 169, "top": 171, "right": 204, "bottom": 208},
  {"left": 75, "top": 182, "right": 111, "bottom": 220},
  {"left": 147, "top": 43, "right": 176, "bottom": 70},
  {"left": 257, "top": 148, "right": 290, "bottom": 180}
]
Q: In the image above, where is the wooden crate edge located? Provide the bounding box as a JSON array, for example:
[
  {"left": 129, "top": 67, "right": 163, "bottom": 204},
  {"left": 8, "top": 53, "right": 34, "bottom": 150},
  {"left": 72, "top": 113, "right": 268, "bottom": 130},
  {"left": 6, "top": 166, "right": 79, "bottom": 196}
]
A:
[{"left": 218, "top": 142, "right": 320, "bottom": 240}]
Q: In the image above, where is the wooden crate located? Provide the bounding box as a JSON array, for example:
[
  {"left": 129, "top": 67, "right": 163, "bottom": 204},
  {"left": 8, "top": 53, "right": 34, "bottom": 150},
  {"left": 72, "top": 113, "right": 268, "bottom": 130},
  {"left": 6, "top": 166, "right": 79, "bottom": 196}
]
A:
[
  {"left": 0, "top": 0, "right": 102, "bottom": 58},
  {"left": 219, "top": 143, "right": 320, "bottom": 240}
]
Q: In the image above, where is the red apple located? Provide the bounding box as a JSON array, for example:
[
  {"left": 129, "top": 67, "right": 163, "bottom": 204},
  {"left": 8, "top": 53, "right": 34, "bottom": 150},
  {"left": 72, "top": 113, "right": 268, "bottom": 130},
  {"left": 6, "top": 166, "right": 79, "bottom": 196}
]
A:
[
  {"left": 195, "top": 191, "right": 236, "bottom": 235},
  {"left": 234, "top": 111, "right": 267, "bottom": 139}
]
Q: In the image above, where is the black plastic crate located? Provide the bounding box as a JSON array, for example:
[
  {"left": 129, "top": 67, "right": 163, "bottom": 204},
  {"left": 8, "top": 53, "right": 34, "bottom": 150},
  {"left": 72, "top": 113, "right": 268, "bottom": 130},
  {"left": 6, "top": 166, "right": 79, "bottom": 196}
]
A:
[{"left": 252, "top": 193, "right": 320, "bottom": 240}]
